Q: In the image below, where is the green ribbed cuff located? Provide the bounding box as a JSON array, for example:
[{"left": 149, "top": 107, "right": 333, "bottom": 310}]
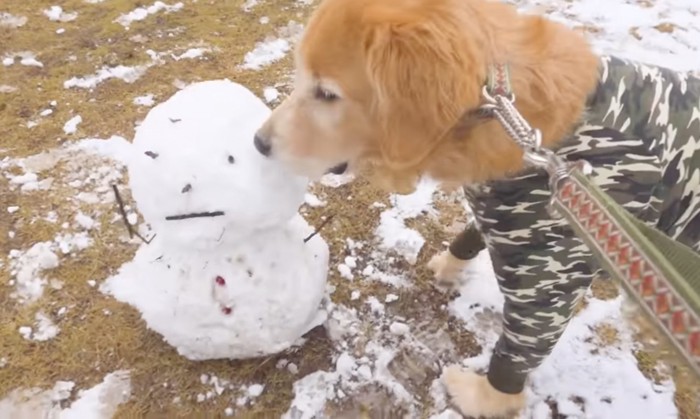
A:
[
  {"left": 448, "top": 225, "right": 486, "bottom": 261},
  {"left": 486, "top": 353, "right": 527, "bottom": 395}
]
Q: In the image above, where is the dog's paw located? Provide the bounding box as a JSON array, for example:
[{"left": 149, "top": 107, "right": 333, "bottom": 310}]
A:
[
  {"left": 441, "top": 365, "right": 525, "bottom": 418},
  {"left": 427, "top": 250, "right": 470, "bottom": 290}
]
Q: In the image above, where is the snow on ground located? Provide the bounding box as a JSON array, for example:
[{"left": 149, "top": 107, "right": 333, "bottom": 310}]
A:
[
  {"left": 64, "top": 65, "right": 151, "bottom": 89},
  {"left": 241, "top": 38, "right": 291, "bottom": 70},
  {"left": 63, "top": 115, "right": 82, "bottom": 135},
  {"left": 510, "top": 0, "right": 700, "bottom": 72},
  {"left": 246, "top": 0, "right": 697, "bottom": 417},
  {"left": 114, "top": 1, "right": 184, "bottom": 29},
  {"left": 375, "top": 178, "right": 438, "bottom": 265},
  {"left": 0, "top": 371, "right": 131, "bottom": 418},
  {"left": 133, "top": 94, "right": 156, "bottom": 107},
  {"left": 43, "top": 6, "right": 78, "bottom": 23},
  {"left": 63, "top": 47, "right": 211, "bottom": 90},
  {"left": 0, "top": 12, "right": 27, "bottom": 28},
  {"left": 3, "top": 52, "right": 43, "bottom": 68},
  {"left": 1, "top": 0, "right": 698, "bottom": 417},
  {"left": 240, "top": 21, "right": 304, "bottom": 70},
  {"left": 172, "top": 47, "right": 208, "bottom": 61},
  {"left": 18, "top": 311, "right": 60, "bottom": 342},
  {"left": 443, "top": 253, "right": 678, "bottom": 418}
]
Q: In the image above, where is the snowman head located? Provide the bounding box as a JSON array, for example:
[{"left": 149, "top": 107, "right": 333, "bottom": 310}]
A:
[{"left": 128, "top": 80, "right": 308, "bottom": 250}]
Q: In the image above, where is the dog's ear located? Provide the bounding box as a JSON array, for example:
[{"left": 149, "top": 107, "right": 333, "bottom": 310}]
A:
[{"left": 363, "top": 5, "right": 483, "bottom": 174}]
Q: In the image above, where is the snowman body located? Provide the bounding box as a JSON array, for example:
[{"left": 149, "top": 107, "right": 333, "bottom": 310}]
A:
[{"left": 102, "top": 80, "right": 329, "bottom": 360}]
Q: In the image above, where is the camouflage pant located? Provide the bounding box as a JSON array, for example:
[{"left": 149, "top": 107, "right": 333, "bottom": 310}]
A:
[{"left": 448, "top": 56, "right": 700, "bottom": 394}]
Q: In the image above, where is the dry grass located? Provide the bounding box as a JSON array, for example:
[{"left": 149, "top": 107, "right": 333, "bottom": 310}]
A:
[
  {"left": 2, "top": 0, "right": 700, "bottom": 417},
  {"left": 0, "top": 0, "right": 338, "bottom": 415}
]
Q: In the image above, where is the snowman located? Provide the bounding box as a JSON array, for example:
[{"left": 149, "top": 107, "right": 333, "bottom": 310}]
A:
[{"left": 101, "top": 80, "right": 330, "bottom": 361}]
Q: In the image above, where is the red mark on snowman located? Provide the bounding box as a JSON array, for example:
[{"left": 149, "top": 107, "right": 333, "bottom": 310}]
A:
[{"left": 215, "top": 275, "right": 233, "bottom": 315}]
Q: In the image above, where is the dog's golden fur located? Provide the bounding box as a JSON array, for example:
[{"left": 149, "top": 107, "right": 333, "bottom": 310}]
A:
[
  {"left": 256, "top": 0, "right": 600, "bottom": 193},
  {"left": 257, "top": 0, "right": 603, "bottom": 415}
]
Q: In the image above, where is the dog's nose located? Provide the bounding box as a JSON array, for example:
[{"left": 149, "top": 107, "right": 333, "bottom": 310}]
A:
[{"left": 254, "top": 133, "right": 272, "bottom": 157}]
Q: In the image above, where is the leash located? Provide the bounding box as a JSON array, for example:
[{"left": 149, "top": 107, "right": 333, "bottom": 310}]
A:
[{"left": 480, "top": 63, "right": 700, "bottom": 377}]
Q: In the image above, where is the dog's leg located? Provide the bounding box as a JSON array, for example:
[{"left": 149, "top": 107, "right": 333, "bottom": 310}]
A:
[
  {"left": 428, "top": 223, "right": 485, "bottom": 289},
  {"left": 427, "top": 250, "right": 471, "bottom": 289},
  {"left": 441, "top": 365, "right": 525, "bottom": 418}
]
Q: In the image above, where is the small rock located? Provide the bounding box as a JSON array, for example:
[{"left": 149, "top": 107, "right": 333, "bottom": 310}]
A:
[{"left": 389, "top": 322, "right": 410, "bottom": 336}]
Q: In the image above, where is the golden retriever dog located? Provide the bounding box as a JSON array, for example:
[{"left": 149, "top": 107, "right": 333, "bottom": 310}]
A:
[
  {"left": 255, "top": 0, "right": 700, "bottom": 416},
  {"left": 254, "top": 0, "right": 598, "bottom": 193}
]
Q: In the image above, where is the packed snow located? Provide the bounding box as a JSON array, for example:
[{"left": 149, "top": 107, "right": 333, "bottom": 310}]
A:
[
  {"left": 241, "top": 38, "right": 291, "bottom": 70},
  {"left": 0, "top": 371, "right": 131, "bottom": 418},
  {"left": 43, "top": 6, "right": 77, "bottom": 23},
  {"left": 0, "top": 12, "right": 27, "bottom": 28},
  {"left": 133, "top": 94, "right": 156, "bottom": 107},
  {"left": 98, "top": 80, "right": 330, "bottom": 360},
  {"left": 64, "top": 65, "right": 150, "bottom": 89},
  {"left": 3, "top": 52, "right": 43, "bottom": 68},
  {"left": 510, "top": 0, "right": 700, "bottom": 72},
  {"left": 115, "top": 1, "right": 184, "bottom": 29},
  {"left": 63, "top": 115, "right": 82, "bottom": 135}
]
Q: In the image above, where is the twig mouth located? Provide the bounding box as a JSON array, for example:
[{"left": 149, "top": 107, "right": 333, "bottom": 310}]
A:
[{"left": 165, "top": 211, "right": 225, "bottom": 221}]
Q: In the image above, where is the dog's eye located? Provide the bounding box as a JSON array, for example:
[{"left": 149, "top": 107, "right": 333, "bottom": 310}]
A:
[{"left": 314, "top": 86, "right": 339, "bottom": 102}]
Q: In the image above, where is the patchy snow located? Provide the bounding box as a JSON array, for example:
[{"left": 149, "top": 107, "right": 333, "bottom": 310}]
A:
[
  {"left": 319, "top": 172, "right": 355, "bottom": 188},
  {"left": 64, "top": 65, "right": 150, "bottom": 89},
  {"left": 133, "top": 94, "right": 156, "bottom": 107},
  {"left": 63, "top": 115, "right": 82, "bottom": 135},
  {"left": 263, "top": 86, "right": 280, "bottom": 103},
  {"left": 304, "top": 192, "right": 325, "bottom": 207},
  {"left": 75, "top": 211, "right": 96, "bottom": 230},
  {"left": 241, "top": 38, "right": 290, "bottom": 70},
  {"left": 0, "top": 371, "right": 133, "bottom": 419},
  {"left": 1, "top": 0, "right": 697, "bottom": 417},
  {"left": 115, "top": 1, "right": 184, "bottom": 29},
  {"left": 8, "top": 242, "right": 60, "bottom": 303},
  {"left": 173, "top": 48, "right": 208, "bottom": 60},
  {"left": 510, "top": 0, "right": 700, "bottom": 72},
  {"left": 375, "top": 178, "right": 438, "bottom": 265},
  {"left": 247, "top": 384, "right": 265, "bottom": 398},
  {"left": 0, "top": 12, "right": 27, "bottom": 28},
  {"left": 439, "top": 250, "right": 678, "bottom": 418},
  {"left": 43, "top": 6, "right": 77, "bottom": 22},
  {"left": 19, "top": 312, "right": 60, "bottom": 342},
  {"left": 525, "top": 298, "right": 677, "bottom": 418},
  {"left": 242, "top": 0, "right": 259, "bottom": 12},
  {"left": 3, "top": 52, "right": 44, "bottom": 68}
]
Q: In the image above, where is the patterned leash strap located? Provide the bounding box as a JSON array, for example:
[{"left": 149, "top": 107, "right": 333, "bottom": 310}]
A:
[{"left": 479, "top": 76, "right": 700, "bottom": 377}]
